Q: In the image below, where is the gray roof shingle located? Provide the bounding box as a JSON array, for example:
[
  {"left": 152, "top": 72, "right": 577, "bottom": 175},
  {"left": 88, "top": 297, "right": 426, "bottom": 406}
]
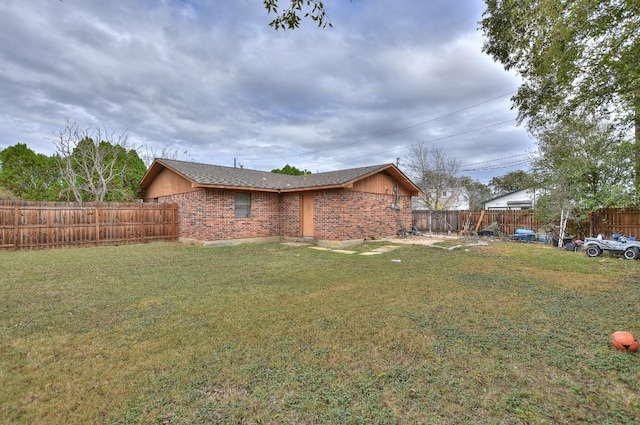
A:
[{"left": 155, "top": 158, "right": 394, "bottom": 191}]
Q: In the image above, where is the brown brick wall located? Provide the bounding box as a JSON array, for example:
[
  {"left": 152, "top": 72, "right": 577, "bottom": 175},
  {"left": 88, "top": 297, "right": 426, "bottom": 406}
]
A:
[
  {"left": 157, "top": 189, "right": 283, "bottom": 241},
  {"left": 279, "top": 192, "right": 301, "bottom": 238},
  {"left": 154, "top": 188, "right": 411, "bottom": 243},
  {"left": 313, "top": 189, "right": 412, "bottom": 240}
]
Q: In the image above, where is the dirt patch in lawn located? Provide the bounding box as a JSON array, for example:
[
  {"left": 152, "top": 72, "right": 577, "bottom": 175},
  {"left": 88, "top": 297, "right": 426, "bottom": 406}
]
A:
[{"left": 381, "top": 234, "right": 465, "bottom": 246}]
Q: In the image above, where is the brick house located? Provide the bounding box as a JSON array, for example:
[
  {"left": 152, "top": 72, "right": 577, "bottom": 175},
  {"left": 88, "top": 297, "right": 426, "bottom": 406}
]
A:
[{"left": 140, "top": 159, "right": 422, "bottom": 247}]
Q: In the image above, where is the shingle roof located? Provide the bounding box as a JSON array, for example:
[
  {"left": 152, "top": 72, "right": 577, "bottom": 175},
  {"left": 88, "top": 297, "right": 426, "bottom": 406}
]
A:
[
  {"left": 482, "top": 188, "right": 535, "bottom": 204},
  {"left": 141, "top": 158, "right": 422, "bottom": 194},
  {"left": 156, "top": 158, "right": 295, "bottom": 190}
]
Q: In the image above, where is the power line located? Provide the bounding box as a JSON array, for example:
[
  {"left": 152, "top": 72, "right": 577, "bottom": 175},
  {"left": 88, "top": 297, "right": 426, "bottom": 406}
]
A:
[
  {"left": 461, "top": 159, "right": 530, "bottom": 172},
  {"left": 459, "top": 153, "right": 531, "bottom": 172},
  {"left": 259, "top": 90, "right": 517, "bottom": 161},
  {"left": 387, "top": 156, "right": 530, "bottom": 175},
  {"left": 302, "top": 118, "right": 517, "bottom": 169},
  {"left": 461, "top": 153, "right": 528, "bottom": 168},
  {"left": 280, "top": 7, "right": 600, "bottom": 173}
]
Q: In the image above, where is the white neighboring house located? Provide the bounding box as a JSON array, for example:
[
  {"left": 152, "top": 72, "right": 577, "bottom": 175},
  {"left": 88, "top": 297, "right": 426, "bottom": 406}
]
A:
[
  {"left": 412, "top": 187, "right": 470, "bottom": 211},
  {"left": 483, "top": 189, "right": 540, "bottom": 210}
]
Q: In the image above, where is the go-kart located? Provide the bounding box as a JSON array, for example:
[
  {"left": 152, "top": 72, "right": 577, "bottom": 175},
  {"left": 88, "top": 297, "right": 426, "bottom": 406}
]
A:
[{"left": 583, "top": 234, "right": 640, "bottom": 260}]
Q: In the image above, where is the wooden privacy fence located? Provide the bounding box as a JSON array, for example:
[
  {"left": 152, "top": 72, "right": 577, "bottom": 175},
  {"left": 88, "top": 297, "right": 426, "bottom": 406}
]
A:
[
  {"left": 589, "top": 209, "right": 640, "bottom": 238},
  {"left": 0, "top": 201, "right": 178, "bottom": 250},
  {"left": 412, "top": 208, "right": 640, "bottom": 238},
  {"left": 412, "top": 210, "right": 541, "bottom": 236}
]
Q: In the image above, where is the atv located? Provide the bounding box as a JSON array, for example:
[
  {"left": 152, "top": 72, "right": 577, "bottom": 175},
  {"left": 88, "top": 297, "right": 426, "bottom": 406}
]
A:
[{"left": 583, "top": 234, "right": 640, "bottom": 260}]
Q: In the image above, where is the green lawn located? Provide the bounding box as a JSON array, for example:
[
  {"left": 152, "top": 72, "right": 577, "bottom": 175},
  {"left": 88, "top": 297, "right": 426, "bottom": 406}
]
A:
[{"left": 1, "top": 241, "right": 639, "bottom": 424}]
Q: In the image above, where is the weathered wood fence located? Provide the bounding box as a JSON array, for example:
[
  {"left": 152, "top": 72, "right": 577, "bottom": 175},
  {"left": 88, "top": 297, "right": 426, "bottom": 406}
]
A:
[
  {"left": 412, "top": 210, "right": 541, "bottom": 236},
  {"left": 588, "top": 209, "right": 640, "bottom": 238},
  {"left": 0, "top": 201, "right": 178, "bottom": 250},
  {"left": 412, "top": 208, "right": 640, "bottom": 238}
]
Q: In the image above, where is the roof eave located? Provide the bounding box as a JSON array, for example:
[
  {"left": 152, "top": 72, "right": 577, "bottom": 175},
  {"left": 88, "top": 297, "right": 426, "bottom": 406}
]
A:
[
  {"left": 194, "top": 183, "right": 351, "bottom": 193},
  {"left": 140, "top": 158, "right": 202, "bottom": 190},
  {"left": 277, "top": 183, "right": 352, "bottom": 193},
  {"left": 382, "top": 165, "right": 423, "bottom": 196},
  {"left": 193, "top": 183, "right": 280, "bottom": 193}
]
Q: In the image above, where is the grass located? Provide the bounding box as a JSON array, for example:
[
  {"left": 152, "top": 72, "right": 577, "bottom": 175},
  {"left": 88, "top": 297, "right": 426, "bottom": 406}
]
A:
[{"left": 1, "top": 240, "right": 639, "bottom": 424}]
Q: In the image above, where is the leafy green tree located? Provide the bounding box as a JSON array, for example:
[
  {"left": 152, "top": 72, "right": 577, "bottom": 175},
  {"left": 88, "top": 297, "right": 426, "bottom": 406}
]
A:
[
  {"left": 271, "top": 164, "right": 309, "bottom": 175},
  {"left": 488, "top": 170, "right": 536, "bottom": 196},
  {"left": 0, "top": 143, "right": 63, "bottom": 200},
  {"left": 531, "top": 113, "right": 634, "bottom": 227},
  {"left": 480, "top": 0, "right": 640, "bottom": 185},
  {"left": 102, "top": 144, "right": 147, "bottom": 201}
]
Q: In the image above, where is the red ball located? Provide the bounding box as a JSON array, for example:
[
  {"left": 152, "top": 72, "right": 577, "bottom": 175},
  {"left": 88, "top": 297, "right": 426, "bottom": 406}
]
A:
[{"left": 611, "top": 331, "right": 639, "bottom": 352}]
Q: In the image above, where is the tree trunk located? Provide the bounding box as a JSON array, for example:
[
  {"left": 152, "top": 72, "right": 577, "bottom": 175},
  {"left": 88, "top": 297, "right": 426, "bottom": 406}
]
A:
[
  {"left": 635, "top": 106, "right": 640, "bottom": 200},
  {"left": 558, "top": 209, "right": 565, "bottom": 249}
]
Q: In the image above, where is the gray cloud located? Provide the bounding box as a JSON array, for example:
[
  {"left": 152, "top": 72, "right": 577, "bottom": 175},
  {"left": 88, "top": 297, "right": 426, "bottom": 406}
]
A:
[{"left": 0, "top": 0, "right": 533, "bottom": 183}]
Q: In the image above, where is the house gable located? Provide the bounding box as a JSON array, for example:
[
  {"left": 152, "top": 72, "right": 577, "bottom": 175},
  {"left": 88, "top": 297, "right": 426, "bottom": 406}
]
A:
[
  {"left": 352, "top": 171, "right": 413, "bottom": 196},
  {"left": 144, "top": 167, "right": 195, "bottom": 199}
]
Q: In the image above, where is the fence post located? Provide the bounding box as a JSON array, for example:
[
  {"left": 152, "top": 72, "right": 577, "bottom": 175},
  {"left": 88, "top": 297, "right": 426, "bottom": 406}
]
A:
[
  {"left": 95, "top": 206, "right": 100, "bottom": 245},
  {"left": 47, "top": 208, "right": 53, "bottom": 247},
  {"left": 13, "top": 205, "right": 19, "bottom": 249},
  {"left": 140, "top": 204, "right": 145, "bottom": 243}
]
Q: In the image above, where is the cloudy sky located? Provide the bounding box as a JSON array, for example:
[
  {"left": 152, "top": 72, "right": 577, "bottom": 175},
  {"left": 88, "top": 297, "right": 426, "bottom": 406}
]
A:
[{"left": 0, "top": 0, "right": 534, "bottom": 183}]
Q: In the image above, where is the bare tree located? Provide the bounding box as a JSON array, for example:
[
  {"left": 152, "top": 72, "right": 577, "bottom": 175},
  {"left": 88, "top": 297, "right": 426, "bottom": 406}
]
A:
[
  {"left": 405, "top": 142, "right": 461, "bottom": 210},
  {"left": 53, "top": 119, "right": 141, "bottom": 202},
  {"left": 141, "top": 143, "right": 191, "bottom": 168}
]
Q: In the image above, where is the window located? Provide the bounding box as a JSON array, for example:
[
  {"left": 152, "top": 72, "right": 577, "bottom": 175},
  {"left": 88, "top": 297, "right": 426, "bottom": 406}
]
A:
[{"left": 235, "top": 192, "right": 251, "bottom": 218}]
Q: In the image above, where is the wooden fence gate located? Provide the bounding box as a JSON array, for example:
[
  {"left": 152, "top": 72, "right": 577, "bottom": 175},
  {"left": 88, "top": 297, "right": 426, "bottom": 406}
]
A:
[{"left": 0, "top": 201, "right": 178, "bottom": 250}]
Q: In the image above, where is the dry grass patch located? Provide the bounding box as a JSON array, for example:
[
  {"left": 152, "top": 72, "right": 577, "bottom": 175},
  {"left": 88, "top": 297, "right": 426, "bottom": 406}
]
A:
[{"left": 1, "top": 241, "right": 639, "bottom": 424}]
